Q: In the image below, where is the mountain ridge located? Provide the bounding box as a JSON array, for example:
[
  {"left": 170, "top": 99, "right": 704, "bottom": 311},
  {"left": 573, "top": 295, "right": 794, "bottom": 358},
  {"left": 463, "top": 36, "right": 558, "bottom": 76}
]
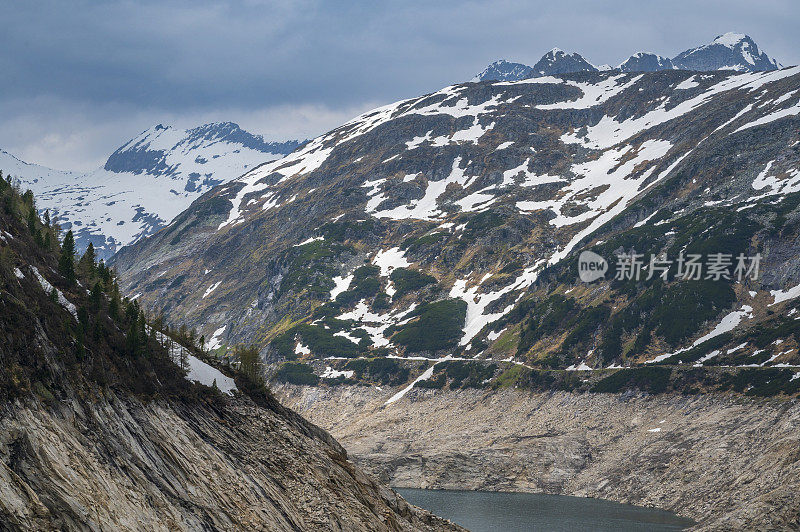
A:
[{"left": 474, "top": 32, "right": 784, "bottom": 81}]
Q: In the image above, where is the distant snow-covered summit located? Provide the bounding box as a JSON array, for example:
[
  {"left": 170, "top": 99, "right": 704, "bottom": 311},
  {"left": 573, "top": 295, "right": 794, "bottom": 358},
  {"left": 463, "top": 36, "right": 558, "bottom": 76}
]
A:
[
  {"left": 672, "top": 32, "right": 781, "bottom": 72},
  {"left": 1, "top": 123, "right": 302, "bottom": 259},
  {"left": 104, "top": 122, "right": 301, "bottom": 177},
  {"left": 471, "top": 60, "right": 534, "bottom": 82},
  {"left": 473, "top": 32, "right": 783, "bottom": 82},
  {"left": 532, "top": 48, "right": 598, "bottom": 76},
  {"left": 619, "top": 52, "right": 674, "bottom": 72}
]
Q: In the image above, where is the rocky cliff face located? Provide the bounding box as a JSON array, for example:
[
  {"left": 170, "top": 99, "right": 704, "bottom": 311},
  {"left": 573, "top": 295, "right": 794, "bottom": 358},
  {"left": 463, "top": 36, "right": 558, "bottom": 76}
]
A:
[
  {"left": 0, "top": 392, "right": 461, "bottom": 531},
  {"left": 276, "top": 384, "right": 800, "bottom": 531}
]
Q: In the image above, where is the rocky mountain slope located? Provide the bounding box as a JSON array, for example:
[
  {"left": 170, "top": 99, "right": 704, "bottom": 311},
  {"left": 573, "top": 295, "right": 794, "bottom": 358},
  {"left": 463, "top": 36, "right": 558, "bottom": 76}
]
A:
[
  {"left": 0, "top": 180, "right": 460, "bottom": 531},
  {"left": 114, "top": 66, "right": 800, "bottom": 386},
  {"left": 3, "top": 122, "right": 301, "bottom": 259},
  {"left": 277, "top": 384, "right": 800, "bottom": 531},
  {"left": 474, "top": 33, "right": 783, "bottom": 81}
]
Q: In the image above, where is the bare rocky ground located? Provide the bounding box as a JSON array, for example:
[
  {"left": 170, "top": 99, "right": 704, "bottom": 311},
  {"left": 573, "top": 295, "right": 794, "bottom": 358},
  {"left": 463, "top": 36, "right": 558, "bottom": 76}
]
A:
[{"left": 276, "top": 384, "right": 800, "bottom": 531}]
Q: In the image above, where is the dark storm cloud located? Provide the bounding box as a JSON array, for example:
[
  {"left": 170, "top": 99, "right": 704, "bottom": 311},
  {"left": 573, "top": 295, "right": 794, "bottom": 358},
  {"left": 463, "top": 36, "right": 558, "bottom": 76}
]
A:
[{"left": 1, "top": 0, "right": 798, "bottom": 170}]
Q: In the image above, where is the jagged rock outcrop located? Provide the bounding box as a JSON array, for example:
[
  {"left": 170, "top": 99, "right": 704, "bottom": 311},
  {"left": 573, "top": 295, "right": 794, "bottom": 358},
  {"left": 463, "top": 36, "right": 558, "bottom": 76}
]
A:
[{"left": 0, "top": 392, "right": 462, "bottom": 531}]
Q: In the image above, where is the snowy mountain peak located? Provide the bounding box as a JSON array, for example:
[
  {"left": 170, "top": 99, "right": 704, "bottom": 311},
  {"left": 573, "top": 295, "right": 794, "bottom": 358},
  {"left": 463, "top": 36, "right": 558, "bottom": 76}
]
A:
[
  {"left": 619, "top": 52, "right": 675, "bottom": 72},
  {"left": 533, "top": 49, "right": 597, "bottom": 76},
  {"left": 4, "top": 123, "right": 301, "bottom": 259},
  {"left": 105, "top": 122, "right": 302, "bottom": 176},
  {"left": 473, "top": 50, "right": 598, "bottom": 82},
  {"left": 470, "top": 33, "right": 785, "bottom": 82},
  {"left": 472, "top": 59, "right": 535, "bottom": 82},
  {"left": 672, "top": 33, "right": 781, "bottom": 72},
  {"left": 711, "top": 32, "right": 749, "bottom": 48}
]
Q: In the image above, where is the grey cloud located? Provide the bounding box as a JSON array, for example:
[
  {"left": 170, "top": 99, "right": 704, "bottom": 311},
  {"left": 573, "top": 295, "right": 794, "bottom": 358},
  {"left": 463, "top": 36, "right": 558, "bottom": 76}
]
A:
[{"left": 1, "top": 0, "right": 798, "bottom": 170}]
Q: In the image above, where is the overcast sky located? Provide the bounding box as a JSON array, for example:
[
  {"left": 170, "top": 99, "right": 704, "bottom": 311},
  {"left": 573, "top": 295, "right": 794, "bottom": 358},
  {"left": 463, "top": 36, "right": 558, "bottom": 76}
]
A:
[{"left": 2, "top": 0, "right": 798, "bottom": 171}]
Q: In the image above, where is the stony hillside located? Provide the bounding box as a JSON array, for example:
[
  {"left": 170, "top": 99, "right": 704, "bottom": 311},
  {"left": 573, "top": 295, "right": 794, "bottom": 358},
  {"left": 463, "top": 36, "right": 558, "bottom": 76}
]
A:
[
  {"left": 114, "top": 67, "right": 800, "bottom": 394},
  {"left": 0, "top": 179, "right": 460, "bottom": 531},
  {"left": 3, "top": 122, "right": 301, "bottom": 259}
]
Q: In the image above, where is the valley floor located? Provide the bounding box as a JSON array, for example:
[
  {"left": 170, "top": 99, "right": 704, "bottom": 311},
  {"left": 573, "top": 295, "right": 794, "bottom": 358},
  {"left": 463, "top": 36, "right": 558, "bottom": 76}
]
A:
[{"left": 275, "top": 385, "right": 800, "bottom": 531}]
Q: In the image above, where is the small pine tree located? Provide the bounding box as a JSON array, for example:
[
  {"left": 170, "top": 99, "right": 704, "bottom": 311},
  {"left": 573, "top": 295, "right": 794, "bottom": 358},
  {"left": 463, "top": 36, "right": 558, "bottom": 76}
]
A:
[
  {"left": 109, "top": 290, "right": 121, "bottom": 321},
  {"left": 90, "top": 281, "right": 103, "bottom": 310},
  {"left": 125, "top": 320, "right": 139, "bottom": 356},
  {"left": 58, "top": 230, "right": 76, "bottom": 284},
  {"left": 43, "top": 209, "right": 50, "bottom": 227},
  {"left": 27, "top": 207, "right": 38, "bottom": 235},
  {"left": 51, "top": 215, "right": 60, "bottom": 240},
  {"left": 78, "top": 242, "right": 96, "bottom": 277},
  {"left": 236, "top": 345, "right": 264, "bottom": 385},
  {"left": 21, "top": 190, "right": 34, "bottom": 208}
]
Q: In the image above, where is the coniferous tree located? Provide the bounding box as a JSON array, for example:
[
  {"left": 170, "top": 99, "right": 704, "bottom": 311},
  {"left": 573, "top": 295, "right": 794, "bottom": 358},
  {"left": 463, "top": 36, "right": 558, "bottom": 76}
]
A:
[
  {"left": 58, "top": 230, "right": 76, "bottom": 284},
  {"left": 109, "top": 294, "right": 120, "bottom": 321},
  {"left": 26, "top": 207, "right": 37, "bottom": 235},
  {"left": 51, "top": 215, "right": 60, "bottom": 240},
  {"left": 21, "top": 189, "right": 34, "bottom": 209},
  {"left": 43, "top": 209, "right": 50, "bottom": 227},
  {"left": 98, "top": 259, "right": 111, "bottom": 288},
  {"left": 90, "top": 282, "right": 104, "bottom": 310},
  {"left": 125, "top": 319, "right": 140, "bottom": 356},
  {"left": 109, "top": 282, "right": 122, "bottom": 321},
  {"left": 78, "top": 242, "right": 96, "bottom": 277},
  {"left": 236, "top": 345, "right": 264, "bottom": 385}
]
